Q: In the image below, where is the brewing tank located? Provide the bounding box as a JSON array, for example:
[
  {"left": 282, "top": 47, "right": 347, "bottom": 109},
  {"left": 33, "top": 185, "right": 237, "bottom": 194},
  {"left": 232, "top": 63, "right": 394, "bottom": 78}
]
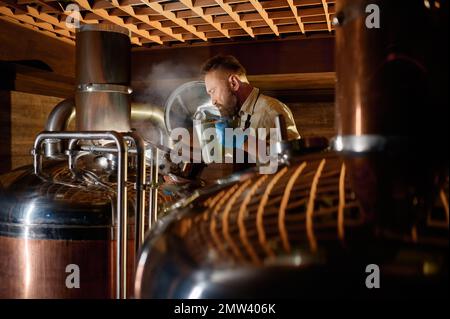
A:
[
  {"left": 0, "top": 160, "right": 136, "bottom": 298},
  {"left": 0, "top": 25, "right": 139, "bottom": 299},
  {"left": 134, "top": 151, "right": 449, "bottom": 298}
]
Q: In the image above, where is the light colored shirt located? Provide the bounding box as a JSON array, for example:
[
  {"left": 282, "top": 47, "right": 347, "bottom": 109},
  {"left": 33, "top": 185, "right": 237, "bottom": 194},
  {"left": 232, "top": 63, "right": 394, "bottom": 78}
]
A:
[{"left": 237, "top": 87, "right": 301, "bottom": 141}]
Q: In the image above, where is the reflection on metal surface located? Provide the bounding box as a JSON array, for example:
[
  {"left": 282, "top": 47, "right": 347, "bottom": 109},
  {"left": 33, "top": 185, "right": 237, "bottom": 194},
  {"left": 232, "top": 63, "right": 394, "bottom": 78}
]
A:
[
  {"left": 23, "top": 199, "right": 36, "bottom": 299},
  {"left": 75, "top": 90, "right": 131, "bottom": 132},
  {"left": 330, "top": 135, "right": 409, "bottom": 153},
  {"left": 76, "top": 23, "right": 131, "bottom": 132},
  {"left": 77, "top": 84, "right": 133, "bottom": 94},
  {"left": 131, "top": 103, "right": 170, "bottom": 149}
]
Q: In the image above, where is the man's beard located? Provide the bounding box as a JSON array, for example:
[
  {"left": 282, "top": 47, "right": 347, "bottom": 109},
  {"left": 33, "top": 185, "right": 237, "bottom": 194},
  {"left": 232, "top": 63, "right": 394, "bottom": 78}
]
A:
[{"left": 218, "top": 90, "right": 238, "bottom": 118}]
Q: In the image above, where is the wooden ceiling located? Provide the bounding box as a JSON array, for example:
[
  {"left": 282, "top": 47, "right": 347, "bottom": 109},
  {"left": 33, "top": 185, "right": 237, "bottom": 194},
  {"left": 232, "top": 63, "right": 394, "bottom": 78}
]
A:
[{"left": 0, "top": 0, "right": 336, "bottom": 48}]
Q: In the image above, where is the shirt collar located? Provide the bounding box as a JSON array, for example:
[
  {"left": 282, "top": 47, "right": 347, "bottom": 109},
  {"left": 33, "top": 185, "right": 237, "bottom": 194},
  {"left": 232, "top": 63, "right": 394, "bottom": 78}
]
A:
[{"left": 238, "top": 87, "right": 260, "bottom": 116}]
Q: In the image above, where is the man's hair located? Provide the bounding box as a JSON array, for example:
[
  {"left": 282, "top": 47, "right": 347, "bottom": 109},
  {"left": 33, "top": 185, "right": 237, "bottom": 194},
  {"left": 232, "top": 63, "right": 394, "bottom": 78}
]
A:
[{"left": 201, "top": 55, "right": 247, "bottom": 77}]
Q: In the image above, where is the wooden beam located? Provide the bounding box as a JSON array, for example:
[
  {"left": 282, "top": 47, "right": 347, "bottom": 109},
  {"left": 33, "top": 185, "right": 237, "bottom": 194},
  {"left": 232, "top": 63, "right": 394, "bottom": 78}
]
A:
[
  {"left": 321, "top": 0, "right": 332, "bottom": 31},
  {"left": 248, "top": 0, "right": 279, "bottom": 36},
  {"left": 214, "top": 0, "right": 254, "bottom": 37},
  {"left": 203, "top": 6, "right": 226, "bottom": 15},
  {"left": 247, "top": 72, "right": 335, "bottom": 91},
  {"left": 72, "top": 0, "right": 160, "bottom": 45},
  {"left": 226, "top": 0, "right": 289, "bottom": 13},
  {"left": 304, "top": 22, "right": 329, "bottom": 32},
  {"left": 0, "top": 16, "right": 72, "bottom": 44},
  {"left": 0, "top": 7, "right": 75, "bottom": 45},
  {"left": 298, "top": 7, "right": 327, "bottom": 17},
  {"left": 109, "top": 0, "right": 184, "bottom": 42},
  {"left": 140, "top": 0, "right": 208, "bottom": 41},
  {"left": 119, "top": 0, "right": 144, "bottom": 6},
  {"left": 294, "top": 0, "right": 324, "bottom": 5},
  {"left": 163, "top": 1, "right": 186, "bottom": 11},
  {"left": 188, "top": 16, "right": 218, "bottom": 25},
  {"left": 192, "top": 0, "right": 217, "bottom": 7},
  {"left": 273, "top": 18, "right": 298, "bottom": 25},
  {"left": 262, "top": 0, "right": 290, "bottom": 10},
  {"left": 220, "top": 22, "right": 239, "bottom": 29},
  {"left": 287, "top": 0, "right": 305, "bottom": 34},
  {"left": 28, "top": 0, "right": 61, "bottom": 13},
  {"left": 0, "top": 0, "right": 77, "bottom": 35},
  {"left": 213, "top": 15, "right": 234, "bottom": 23},
  {"left": 179, "top": 0, "right": 230, "bottom": 38},
  {"left": 267, "top": 11, "right": 294, "bottom": 20}
]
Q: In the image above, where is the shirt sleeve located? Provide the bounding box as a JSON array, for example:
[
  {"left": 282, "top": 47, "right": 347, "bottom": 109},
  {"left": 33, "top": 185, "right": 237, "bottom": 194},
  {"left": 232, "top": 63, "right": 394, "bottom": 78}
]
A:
[{"left": 265, "top": 99, "right": 301, "bottom": 141}]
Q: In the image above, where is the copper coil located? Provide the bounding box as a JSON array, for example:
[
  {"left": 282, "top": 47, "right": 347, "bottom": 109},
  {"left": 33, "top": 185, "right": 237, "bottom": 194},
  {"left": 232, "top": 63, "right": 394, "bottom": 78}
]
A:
[{"left": 173, "top": 152, "right": 449, "bottom": 266}]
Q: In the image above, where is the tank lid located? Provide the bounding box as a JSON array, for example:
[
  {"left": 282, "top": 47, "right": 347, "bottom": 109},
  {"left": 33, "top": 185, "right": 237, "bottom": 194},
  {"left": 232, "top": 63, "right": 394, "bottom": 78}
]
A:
[{"left": 0, "top": 164, "right": 118, "bottom": 239}]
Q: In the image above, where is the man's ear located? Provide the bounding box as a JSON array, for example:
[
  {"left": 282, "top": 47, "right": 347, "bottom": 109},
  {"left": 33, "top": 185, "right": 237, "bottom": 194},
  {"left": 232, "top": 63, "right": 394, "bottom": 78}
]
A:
[{"left": 228, "top": 74, "right": 240, "bottom": 92}]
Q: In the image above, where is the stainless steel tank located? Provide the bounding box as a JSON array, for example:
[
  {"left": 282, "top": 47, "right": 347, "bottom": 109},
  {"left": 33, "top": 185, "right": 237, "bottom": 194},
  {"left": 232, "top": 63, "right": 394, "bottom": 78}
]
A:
[
  {"left": 134, "top": 151, "right": 449, "bottom": 298},
  {"left": 0, "top": 24, "right": 145, "bottom": 299},
  {"left": 0, "top": 160, "right": 135, "bottom": 298}
]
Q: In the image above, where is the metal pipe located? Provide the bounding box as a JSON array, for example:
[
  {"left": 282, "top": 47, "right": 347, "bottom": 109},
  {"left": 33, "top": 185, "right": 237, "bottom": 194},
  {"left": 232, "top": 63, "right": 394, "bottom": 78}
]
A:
[
  {"left": 123, "top": 133, "right": 147, "bottom": 254},
  {"left": 147, "top": 147, "right": 159, "bottom": 230},
  {"left": 67, "top": 133, "right": 147, "bottom": 273},
  {"left": 45, "top": 98, "right": 75, "bottom": 131},
  {"left": 33, "top": 131, "right": 128, "bottom": 299},
  {"left": 68, "top": 134, "right": 147, "bottom": 253},
  {"left": 43, "top": 99, "right": 75, "bottom": 158},
  {"left": 67, "top": 139, "right": 79, "bottom": 174},
  {"left": 151, "top": 150, "right": 159, "bottom": 228},
  {"left": 73, "top": 132, "right": 146, "bottom": 251},
  {"left": 79, "top": 145, "right": 138, "bottom": 154},
  {"left": 76, "top": 25, "right": 131, "bottom": 132}
]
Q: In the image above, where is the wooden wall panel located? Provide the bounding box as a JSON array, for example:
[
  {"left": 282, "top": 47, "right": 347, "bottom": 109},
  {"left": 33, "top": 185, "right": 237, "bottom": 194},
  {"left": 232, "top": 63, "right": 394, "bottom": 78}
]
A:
[
  {"left": 0, "top": 20, "right": 75, "bottom": 77},
  {"left": 0, "top": 90, "right": 11, "bottom": 174},
  {"left": 132, "top": 36, "right": 334, "bottom": 81},
  {"left": 131, "top": 36, "right": 334, "bottom": 104},
  {"left": 288, "top": 101, "right": 335, "bottom": 139},
  {"left": 9, "top": 91, "right": 62, "bottom": 170}
]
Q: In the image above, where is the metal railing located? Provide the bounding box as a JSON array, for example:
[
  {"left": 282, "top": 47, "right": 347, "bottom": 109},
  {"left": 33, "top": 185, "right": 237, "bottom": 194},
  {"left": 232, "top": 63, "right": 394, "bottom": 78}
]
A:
[{"left": 32, "top": 130, "right": 153, "bottom": 299}]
